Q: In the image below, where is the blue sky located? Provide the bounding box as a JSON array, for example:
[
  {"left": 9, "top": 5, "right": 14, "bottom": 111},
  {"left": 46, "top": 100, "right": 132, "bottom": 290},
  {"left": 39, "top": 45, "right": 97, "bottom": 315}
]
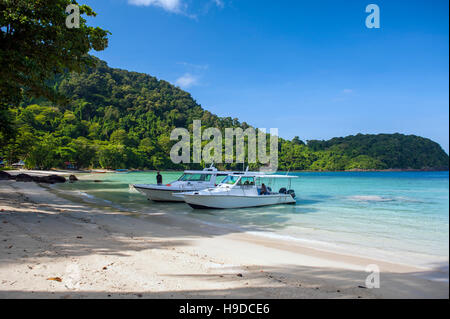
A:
[{"left": 84, "top": 0, "right": 449, "bottom": 152}]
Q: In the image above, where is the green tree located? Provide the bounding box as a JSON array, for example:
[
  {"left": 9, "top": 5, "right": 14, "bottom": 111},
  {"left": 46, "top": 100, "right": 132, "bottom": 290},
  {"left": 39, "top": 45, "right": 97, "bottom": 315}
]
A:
[
  {"left": 110, "top": 129, "right": 129, "bottom": 146},
  {"left": 26, "top": 134, "right": 60, "bottom": 169},
  {"left": 0, "top": 0, "right": 109, "bottom": 141},
  {"left": 68, "top": 137, "right": 95, "bottom": 168},
  {"left": 98, "top": 144, "right": 126, "bottom": 169}
]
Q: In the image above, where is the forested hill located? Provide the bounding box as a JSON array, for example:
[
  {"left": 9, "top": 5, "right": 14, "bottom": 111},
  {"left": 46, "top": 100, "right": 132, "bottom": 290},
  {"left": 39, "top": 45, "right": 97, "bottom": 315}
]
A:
[
  {"left": 2, "top": 58, "right": 448, "bottom": 171},
  {"left": 299, "top": 134, "right": 449, "bottom": 171}
]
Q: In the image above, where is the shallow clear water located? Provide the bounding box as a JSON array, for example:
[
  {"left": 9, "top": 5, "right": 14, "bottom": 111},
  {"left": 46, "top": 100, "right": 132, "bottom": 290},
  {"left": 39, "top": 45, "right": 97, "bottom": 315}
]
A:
[{"left": 55, "top": 171, "right": 449, "bottom": 268}]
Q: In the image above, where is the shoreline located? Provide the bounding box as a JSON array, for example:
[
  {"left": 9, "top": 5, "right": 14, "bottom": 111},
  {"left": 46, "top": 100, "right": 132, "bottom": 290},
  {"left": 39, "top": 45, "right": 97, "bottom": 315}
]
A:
[
  {"left": 2, "top": 168, "right": 449, "bottom": 175},
  {"left": 49, "top": 178, "right": 448, "bottom": 271},
  {"left": 0, "top": 180, "right": 448, "bottom": 298},
  {"left": 50, "top": 185, "right": 448, "bottom": 272}
]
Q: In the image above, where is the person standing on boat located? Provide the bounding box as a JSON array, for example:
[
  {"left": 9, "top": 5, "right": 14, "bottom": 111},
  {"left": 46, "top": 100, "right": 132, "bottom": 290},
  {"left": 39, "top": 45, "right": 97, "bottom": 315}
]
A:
[{"left": 156, "top": 171, "right": 162, "bottom": 185}]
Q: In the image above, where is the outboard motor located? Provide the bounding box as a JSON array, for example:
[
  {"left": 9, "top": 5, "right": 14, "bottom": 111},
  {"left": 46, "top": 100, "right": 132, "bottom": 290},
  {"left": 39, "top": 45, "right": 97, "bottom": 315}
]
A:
[
  {"left": 287, "top": 189, "right": 296, "bottom": 199},
  {"left": 279, "top": 187, "right": 287, "bottom": 194}
]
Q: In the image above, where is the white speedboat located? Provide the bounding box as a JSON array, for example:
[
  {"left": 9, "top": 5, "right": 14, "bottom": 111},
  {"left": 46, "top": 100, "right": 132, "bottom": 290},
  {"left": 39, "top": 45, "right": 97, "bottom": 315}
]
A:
[
  {"left": 133, "top": 166, "right": 232, "bottom": 202},
  {"left": 176, "top": 172, "right": 298, "bottom": 209}
]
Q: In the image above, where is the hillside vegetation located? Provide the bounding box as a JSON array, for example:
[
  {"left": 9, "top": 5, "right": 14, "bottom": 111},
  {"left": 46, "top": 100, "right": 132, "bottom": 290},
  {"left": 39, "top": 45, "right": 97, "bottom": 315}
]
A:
[{"left": 1, "top": 58, "right": 448, "bottom": 171}]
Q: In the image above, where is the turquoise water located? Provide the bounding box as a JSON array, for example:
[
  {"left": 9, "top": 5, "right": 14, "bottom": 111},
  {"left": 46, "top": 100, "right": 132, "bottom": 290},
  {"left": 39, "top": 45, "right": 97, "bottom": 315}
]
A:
[{"left": 54, "top": 171, "right": 449, "bottom": 268}]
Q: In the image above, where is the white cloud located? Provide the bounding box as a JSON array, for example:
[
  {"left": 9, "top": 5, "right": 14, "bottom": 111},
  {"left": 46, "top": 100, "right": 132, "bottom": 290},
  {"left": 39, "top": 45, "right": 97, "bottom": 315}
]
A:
[
  {"left": 177, "top": 62, "right": 209, "bottom": 70},
  {"left": 128, "top": 0, "right": 222, "bottom": 18},
  {"left": 175, "top": 73, "right": 198, "bottom": 88},
  {"left": 128, "top": 0, "right": 182, "bottom": 13},
  {"left": 213, "top": 0, "right": 224, "bottom": 8},
  {"left": 342, "top": 89, "right": 353, "bottom": 94}
]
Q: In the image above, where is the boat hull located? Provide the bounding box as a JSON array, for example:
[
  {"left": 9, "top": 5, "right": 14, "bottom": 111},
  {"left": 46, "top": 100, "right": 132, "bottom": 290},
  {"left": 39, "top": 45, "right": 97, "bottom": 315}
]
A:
[
  {"left": 182, "top": 193, "right": 296, "bottom": 209},
  {"left": 133, "top": 186, "right": 192, "bottom": 202}
]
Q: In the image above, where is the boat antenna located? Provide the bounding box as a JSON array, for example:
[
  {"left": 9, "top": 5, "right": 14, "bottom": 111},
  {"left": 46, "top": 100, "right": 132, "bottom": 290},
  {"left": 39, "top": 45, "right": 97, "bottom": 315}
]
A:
[
  {"left": 245, "top": 165, "right": 249, "bottom": 172},
  {"left": 286, "top": 168, "right": 290, "bottom": 175}
]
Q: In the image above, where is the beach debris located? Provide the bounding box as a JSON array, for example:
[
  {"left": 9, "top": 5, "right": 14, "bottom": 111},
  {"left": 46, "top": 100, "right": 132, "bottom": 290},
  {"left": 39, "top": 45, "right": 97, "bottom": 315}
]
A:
[
  {"left": 102, "top": 266, "right": 107, "bottom": 270},
  {"left": 47, "top": 277, "right": 62, "bottom": 282},
  {"left": 236, "top": 273, "right": 243, "bottom": 277},
  {"left": 136, "top": 293, "right": 143, "bottom": 298},
  {"left": 358, "top": 285, "right": 367, "bottom": 289},
  {"left": 2, "top": 221, "right": 7, "bottom": 223},
  {"left": 76, "top": 236, "right": 83, "bottom": 239},
  {"left": 69, "top": 175, "right": 78, "bottom": 182},
  {"left": 7, "top": 245, "right": 12, "bottom": 249}
]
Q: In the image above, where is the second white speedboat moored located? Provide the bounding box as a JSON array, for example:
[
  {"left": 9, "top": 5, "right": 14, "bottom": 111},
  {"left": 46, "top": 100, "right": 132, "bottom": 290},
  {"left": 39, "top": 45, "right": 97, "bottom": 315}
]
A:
[{"left": 176, "top": 172, "right": 297, "bottom": 209}]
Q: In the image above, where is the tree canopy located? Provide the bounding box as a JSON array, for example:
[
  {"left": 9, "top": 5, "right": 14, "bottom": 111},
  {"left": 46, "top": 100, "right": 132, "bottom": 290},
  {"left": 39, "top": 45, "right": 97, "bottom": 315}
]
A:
[
  {"left": 0, "top": 0, "right": 109, "bottom": 143},
  {"left": 1, "top": 58, "right": 448, "bottom": 171}
]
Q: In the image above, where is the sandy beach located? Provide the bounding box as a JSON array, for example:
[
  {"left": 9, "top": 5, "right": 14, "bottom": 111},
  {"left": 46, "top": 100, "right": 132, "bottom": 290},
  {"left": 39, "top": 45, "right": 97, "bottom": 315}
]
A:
[{"left": 0, "top": 172, "right": 448, "bottom": 299}]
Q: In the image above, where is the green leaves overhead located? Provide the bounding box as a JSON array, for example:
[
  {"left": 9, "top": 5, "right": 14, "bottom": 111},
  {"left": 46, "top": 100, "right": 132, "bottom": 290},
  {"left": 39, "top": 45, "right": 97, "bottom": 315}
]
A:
[{"left": 0, "top": 0, "right": 110, "bottom": 143}]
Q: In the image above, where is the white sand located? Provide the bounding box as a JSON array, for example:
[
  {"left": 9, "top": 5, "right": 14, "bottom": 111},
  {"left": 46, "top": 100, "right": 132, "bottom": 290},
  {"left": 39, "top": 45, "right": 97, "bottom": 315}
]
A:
[{"left": 0, "top": 179, "right": 448, "bottom": 298}]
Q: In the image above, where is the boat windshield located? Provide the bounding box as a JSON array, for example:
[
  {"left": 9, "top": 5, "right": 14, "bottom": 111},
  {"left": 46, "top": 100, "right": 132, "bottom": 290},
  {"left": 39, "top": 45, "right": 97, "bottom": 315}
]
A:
[
  {"left": 238, "top": 177, "right": 255, "bottom": 186},
  {"left": 215, "top": 175, "right": 227, "bottom": 184},
  {"left": 220, "top": 175, "right": 240, "bottom": 185},
  {"left": 178, "top": 173, "right": 212, "bottom": 182}
]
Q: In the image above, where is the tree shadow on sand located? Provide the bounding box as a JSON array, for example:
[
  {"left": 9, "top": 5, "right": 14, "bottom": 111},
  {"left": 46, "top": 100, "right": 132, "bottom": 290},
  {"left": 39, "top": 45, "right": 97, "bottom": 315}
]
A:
[
  {"left": 0, "top": 263, "right": 447, "bottom": 299},
  {"left": 0, "top": 178, "right": 311, "bottom": 265},
  {"left": 1, "top": 181, "right": 447, "bottom": 300}
]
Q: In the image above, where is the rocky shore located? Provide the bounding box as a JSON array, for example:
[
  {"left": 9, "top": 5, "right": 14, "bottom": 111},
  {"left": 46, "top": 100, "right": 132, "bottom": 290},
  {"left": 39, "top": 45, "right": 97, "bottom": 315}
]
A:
[{"left": 0, "top": 171, "right": 71, "bottom": 184}]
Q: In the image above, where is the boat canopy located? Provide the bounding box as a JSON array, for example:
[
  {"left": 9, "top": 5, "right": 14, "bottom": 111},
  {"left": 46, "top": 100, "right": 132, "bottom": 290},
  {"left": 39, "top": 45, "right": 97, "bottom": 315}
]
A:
[
  {"left": 183, "top": 170, "right": 223, "bottom": 175},
  {"left": 226, "top": 173, "right": 298, "bottom": 179},
  {"left": 182, "top": 170, "right": 247, "bottom": 176}
]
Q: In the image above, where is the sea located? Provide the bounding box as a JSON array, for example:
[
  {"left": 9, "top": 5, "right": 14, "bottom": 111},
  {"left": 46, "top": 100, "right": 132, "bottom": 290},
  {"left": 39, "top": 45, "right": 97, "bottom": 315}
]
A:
[{"left": 53, "top": 171, "right": 449, "bottom": 270}]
